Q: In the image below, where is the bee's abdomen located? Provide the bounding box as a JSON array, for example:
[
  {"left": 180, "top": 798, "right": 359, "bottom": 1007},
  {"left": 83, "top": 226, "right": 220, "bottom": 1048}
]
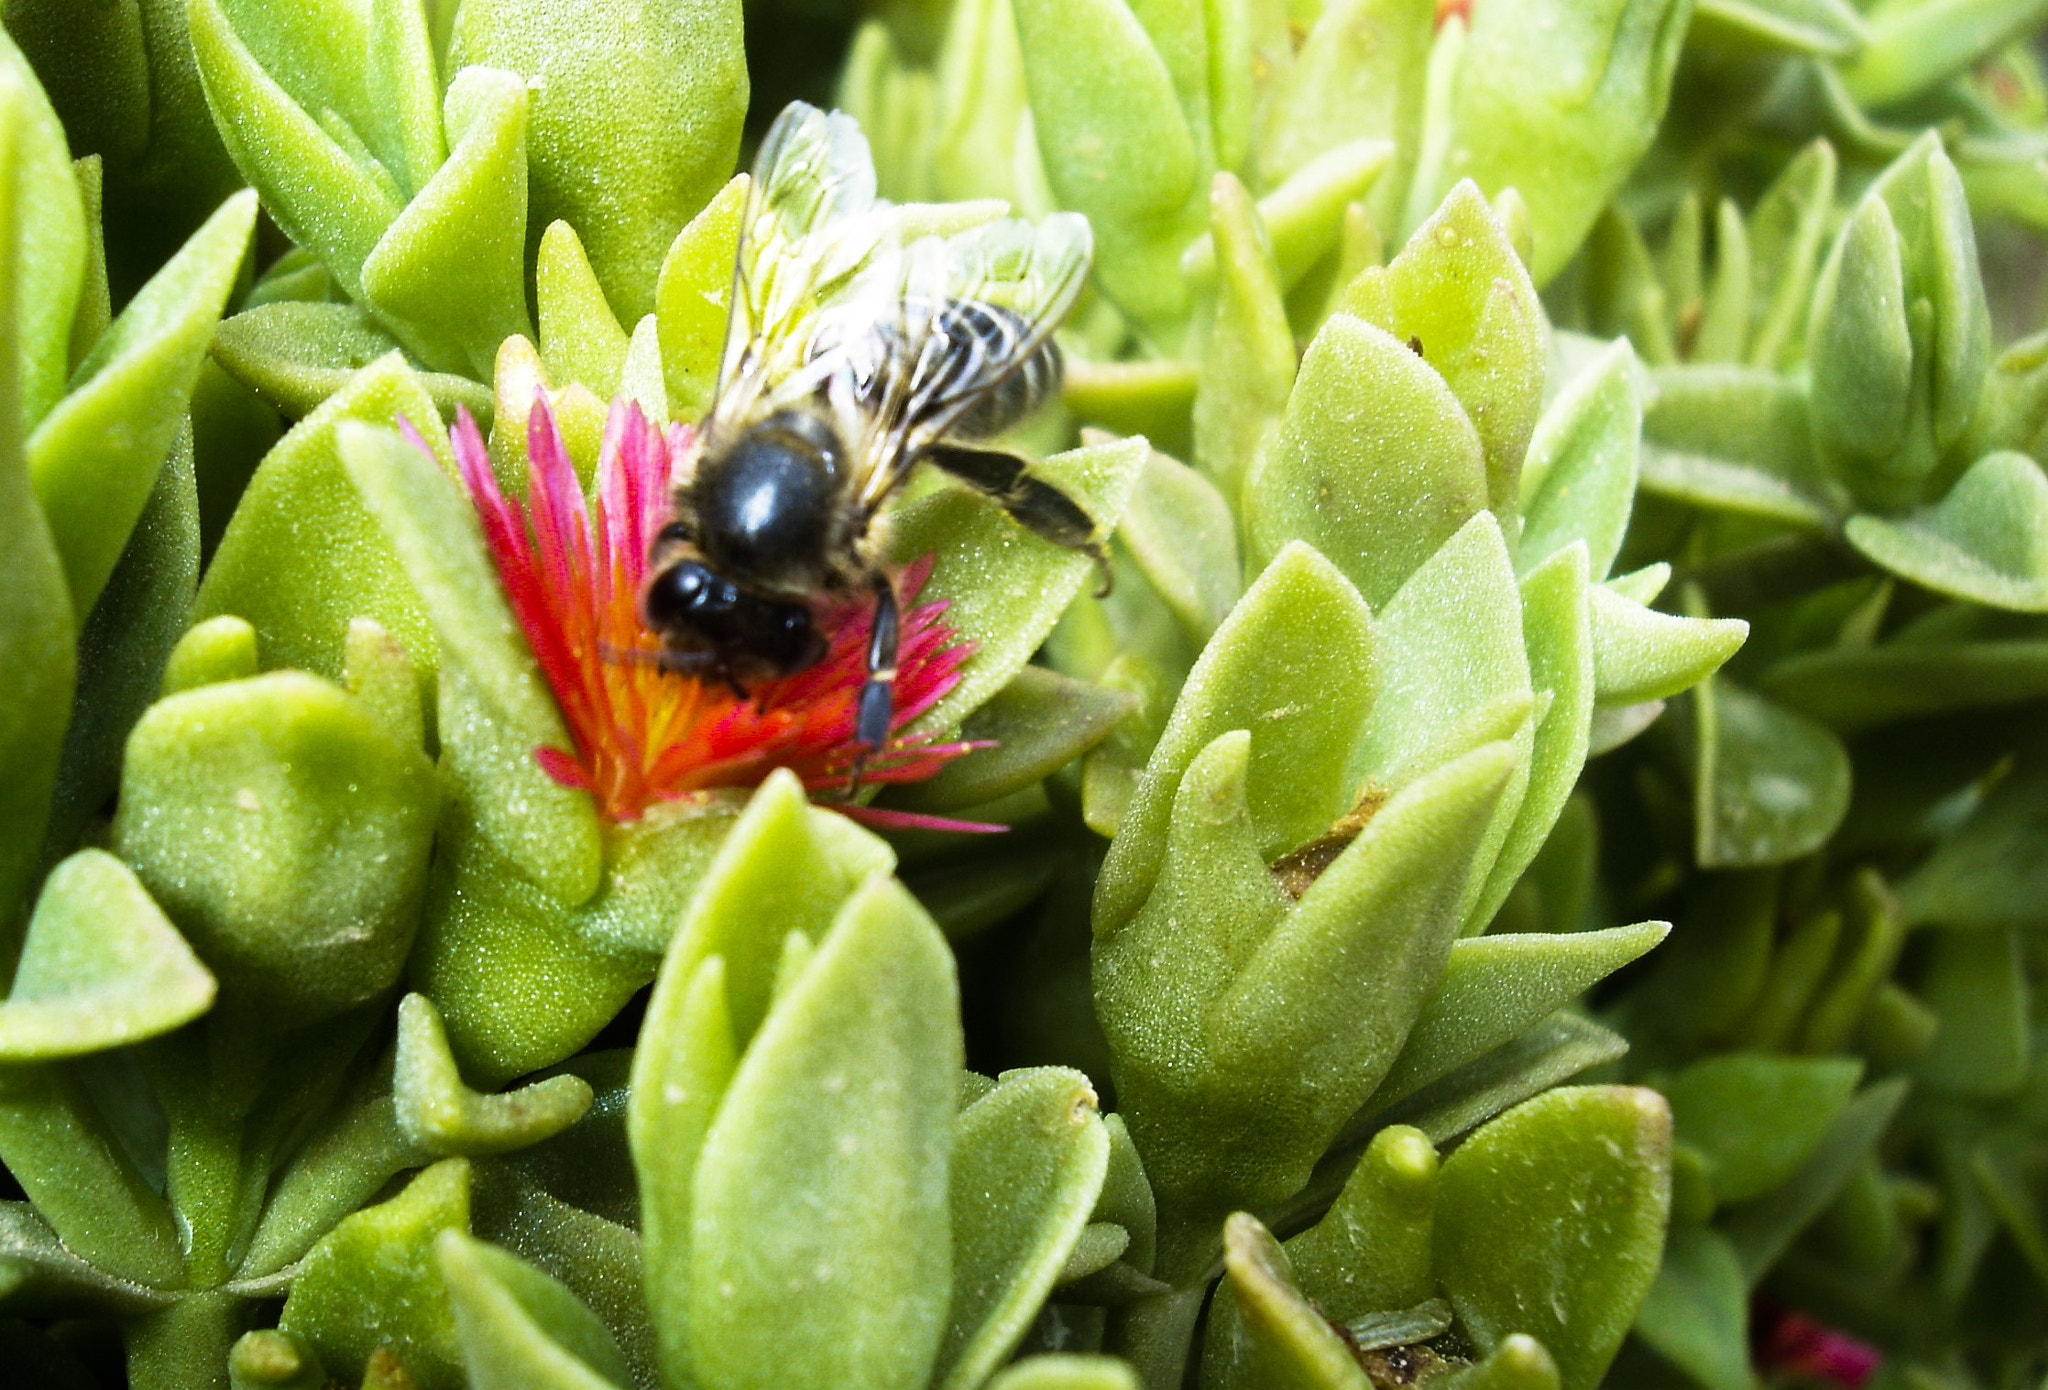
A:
[{"left": 930, "top": 300, "right": 1062, "bottom": 440}]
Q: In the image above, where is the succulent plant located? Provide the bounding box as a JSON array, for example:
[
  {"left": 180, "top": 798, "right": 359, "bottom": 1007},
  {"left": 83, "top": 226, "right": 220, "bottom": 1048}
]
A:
[{"left": 4, "top": 1, "right": 2048, "bottom": 1389}]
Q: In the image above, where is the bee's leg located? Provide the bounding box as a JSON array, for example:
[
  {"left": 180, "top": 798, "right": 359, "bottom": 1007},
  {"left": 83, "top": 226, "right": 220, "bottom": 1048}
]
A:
[
  {"left": 926, "top": 443, "right": 1112, "bottom": 596},
  {"left": 848, "top": 572, "right": 900, "bottom": 799}
]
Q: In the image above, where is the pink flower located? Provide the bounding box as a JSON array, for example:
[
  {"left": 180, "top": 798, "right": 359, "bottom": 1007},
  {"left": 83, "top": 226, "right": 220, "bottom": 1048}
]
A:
[
  {"left": 431, "top": 392, "right": 985, "bottom": 827},
  {"left": 1757, "top": 1308, "right": 1884, "bottom": 1390}
]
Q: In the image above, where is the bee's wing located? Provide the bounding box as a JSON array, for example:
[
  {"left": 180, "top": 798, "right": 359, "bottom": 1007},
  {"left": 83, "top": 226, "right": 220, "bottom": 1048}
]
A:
[
  {"left": 704, "top": 102, "right": 893, "bottom": 441},
  {"left": 839, "top": 211, "right": 1094, "bottom": 514}
]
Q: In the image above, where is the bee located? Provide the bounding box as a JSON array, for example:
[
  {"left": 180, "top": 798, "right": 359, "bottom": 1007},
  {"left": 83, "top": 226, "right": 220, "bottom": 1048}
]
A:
[{"left": 643, "top": 101, "right": 1106, "bottom": 773}]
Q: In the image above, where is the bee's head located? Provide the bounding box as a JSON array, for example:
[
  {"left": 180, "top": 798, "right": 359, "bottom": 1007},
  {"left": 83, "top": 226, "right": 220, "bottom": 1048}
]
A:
[
  {"left": 642, "top": 558, "right": 827, "bottom": 685},
  {"left": 693, "top": 408, "right": 844, "bottom": 589}
]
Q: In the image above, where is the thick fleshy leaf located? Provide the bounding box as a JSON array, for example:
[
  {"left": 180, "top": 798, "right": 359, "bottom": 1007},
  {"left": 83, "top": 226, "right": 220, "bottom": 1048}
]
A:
[
  {"left": 1192, "top": 175, "right": 1295, "bottom": 501},
  {"left": 892, "top": 666, "right": 1137, "bottom": 813},
  {"left": 0, "top": 32, "right": 84, "bottom": 432},
  {"left": 0, "top": 1068, "right": 185, "bottom": 1288},
  {"left": 1694, "top": 0, "right": 1863, "bottom": 55},
  {"left": 1430, "top": 0, "right": 1689, "bottom": 284},
  {"left": 1257, "top": 0, "right": 1430, "bottom": 207},
  {"left": 358, "top": 66, "right": 533, "bottom": 380},
  {"left": 1351, "top": 512, "right": 1529, "bottom": 796},
  {"left": 1368, "top": 924, "right": 1668, "bottom": 1112},
  {"left": 1011, "top": 0, "right": 1201, "bottom": 332},
  {"left": 114, "top": 669, "right": 439, "bottom": 1022},
  {"left": 1118, "top": 447, "right": 1242, "bottom": 645},
  {"left": 0, "top": 1201, "right": 172, "bottom": 1316},
  {"left": 987, "top": 1357, "right": 1142, "bottom": 1390},
  {"left": 450, "top": 0, "right": 745, "bottom": 322},
  {"left": 186, "top": 0, "right": 406, "bottom": 303},
  {"left": 1589, "top": 585, "right": 1747, "bottom": 705},
  {"left": 1289, "top": 1124, "right": 1440, "bottom": 1318},
  {"left": 1639, "top": 368, "right": 1832, "bottom": 529},
  {"left": 1434, "top": 1087, "right": 1672, "bottom": 1390},
  {"left": 438, "top": 1232, "right": 630, "bottom": 1390},
  {"left": 29, "top": 189, "right": 254, "bottom": 616},
  {"left": 937, "top": 1068, "right": 1111, "bottom": 1390},
  {"left": 0, "top": 850, "right": 213, "bottom": 1060},
  {"left": 279, "top": 1159, "right": 472, "bottom": 1390},
  {"left": 1690, "top": 677, "right": 1851, "bottom": 868},
  {"left": 1519, "top": 341, "right": 1639, "bottom": 581},
  {"left": 1660, "top": 1054, "right": 1862, "bottom": 1204},
  {"left": 1914, "top": 929, "right": 2030, "bottom": 1098},
  {"left": 1896, "top": 751, "right": 2048, "bottom": 930},
  {"left": 211, "top": 302, "right": 494, "bottom": 423},
  {"left": 1244, "top": 311, "right": 1488, "bottom": 610},
  {"left": 1101, "top": 729, "right": 1515, "bottom": 1240},
  {"left": 1746, "top": 140, "right": 1838, "bottom": 371},
  {"left": 537, "top": 221, "right": 629, "bottom": 400},
  {"left": 1846, "top": 452, "right": 2048, "bottom": 612},
  {"left": 338, "top": 419, "right": 603, "bottom": 904},
  {"left": 890, "top": 433, "right": 1147, "bottom": 736},
  {"left": 1842, "top": 0, "right": 2048, "bottom": 105},
  {"left": 1206, "top": 1213, "right": 1373, "bottom": 1390},
  {"left": 1762, "top": 632, "right": 2048, "bottom": 730},
  {"left": 1346, "top": 182, "right": 1546, "bottom": 520},
  {"left": 1372, "top": 1013, "right": 1632, "bottom": 1147},
  {"left": 1720, "top": 1080, "right": 1907, "bottom": 1282},
  {"left": 0, "top": 69, "right": 80, "bottom": 931},
  {"left": 655, "top": 174, "right": 747, "bottom": 417},
  {"left": 193, "top": 354, "right": 452, "bottom": 682},
  {"left": 1094, "top": 542, "right": 1377, "bottom": 932},
  {"left": 686, "top": 876, "right": 962, "bottom": 1390},
  {"left": 43, "top": 418, "right": 199, "bottom": 864},
  {"left": 1633, "top": 1224, "right": 1749, "bottom": 1390},
  {"left": 393, "top": 995, "right": 593, "bottom": 1158}
]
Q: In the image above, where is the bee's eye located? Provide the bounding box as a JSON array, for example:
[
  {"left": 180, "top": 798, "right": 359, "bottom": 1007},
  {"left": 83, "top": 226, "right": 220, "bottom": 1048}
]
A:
[{"left": 644, "top": 560, "right": 713, "bottom": 628}]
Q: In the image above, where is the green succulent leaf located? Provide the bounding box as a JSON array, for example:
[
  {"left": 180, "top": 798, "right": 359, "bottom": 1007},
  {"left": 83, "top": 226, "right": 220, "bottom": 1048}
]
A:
[
  {"left": 438, "top": 1231, "right": 630, "bottom": 1390},
  {"left": 1012, "top": 0, "right": 1201, "bottom": 332},
  {"left": 684, "top": 876, "right": 963, "bottom": 1390},
  {"left": 1632, "top": 1223, "right": 1748, "bottom": 1390},
  {"left": 357, "top": 65, "right": 534, "bottom": 380},
  {"left": 1431, "top": 0, "right": 1690, "bottom": 285},
  {"left": 1437, "top": 1336, "right": 1562, "bottom": 1390},
  {"left": 1519, "top": 341, "right": 1640, "bottom": 581},
  {"left": 1288, "top": 1124, "right": 1441, "bottom": 1318},
  {"left": 1659, "top": 1053, "right": 1863, "bottom": 1204},
  {"left": 1896, "top": 749, "right": 2048, "bottom": 929},
  {"left": 451, "top": 0, "right": 746, "bottom": 323},
  {"left": 0, "top": 849, "right": 213, "bottom": 1061},
  {"left": 193, "top": 354, "right": 452, "bottom": 684},
  {"left": 1914, "top": 929, "right": 2031, "bottom": 1098},
  {"left": 1095, "top": 541, "right": 1377, "bottom": 933},
  {"left": 337, "top": 418, "right": 603, "bottom": 904},
  {"left": 1639, "top": 367, "right": 1831, "bottom": 529},
  {"left": 1746, "top": 140, "right": 1838, "bottom": 370},
  {"left": 279, "top": 1158, "right": 473, "bottom": 1390},
  {"left": 44, "top": 415, "right": 199, "bottom": 866},
  {"left": 1842, "top": 0, "right": 2048, "bottom": 105},
  {"left": 1192, "top": 174, "right": 1294, "bottom": 502},
  {"left": 0, "top": 1201, "right": 173, "bottom": 1316},
  {"left": 210, "top": 302, "right": 495, "bottom": 423},
  {"left": 394, "top": 995, "right": 594, "bottom": 1158},
  {"left": 987, "top": 1356, "right": 1143, "bottom": 1390},
  {"left": 29, "top": 188, "right": 254, "bottom": 617},
  {"left": 1205, "top": 1211, "right": 1373, "bottom": 1390},
  {"left": 1589, "top": 585, "right": 1747, "bottom": 706},
  {"left": 938, "top": 1067, "right": 1111, "bottom": 1390},
  {"left": 1720, "top": 1080, "right": 1907, "bottom": 1282},
  {"left": 1257, "top": 0, "right": 1430, "bottom": 206},
  {"left": 1377, "top": 1012, "right": 1633, "bottom": 1147},
  {"left": 1846, "top": 451, "right": 2048, "bottom": 612},
  {"left": 655, "top": 174, "right": 748, "bottom": 418},
  {"left": 891, "top": 665, "right": 1138, "bottom": 813},
  {"left": 114, "top": 668, "right": 439, "bottom": 1023},
  {"left": 1694, "top": 0, "right": 1864, "bottom": 55},
  {"left": 1434, "top": 1086, "right": 1673, "bottom": 1390},
  {"left": 1245, "top": 311, "right": 1487, "bottom": 611},
  {"left": 1689, "top": 676, "right": 1851, "bottom": 868},
  {"left": 0, "top": 63, "right": 79, "bottom": 933},
  {"left": 891, "top": 433, "right": 1148, "bottom": 736},
  {"left": 1368, "top": 924, "right": 1669, "bottom": 1112},
  {"left": 0, "top": 32, "right": 84, "bottom": 433},
  {"left": 1347, "top": 181, "right": 1546, "bottom": 521},
  {"left": 538, "top": 221, "right": 629, "bottom": 400}
]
